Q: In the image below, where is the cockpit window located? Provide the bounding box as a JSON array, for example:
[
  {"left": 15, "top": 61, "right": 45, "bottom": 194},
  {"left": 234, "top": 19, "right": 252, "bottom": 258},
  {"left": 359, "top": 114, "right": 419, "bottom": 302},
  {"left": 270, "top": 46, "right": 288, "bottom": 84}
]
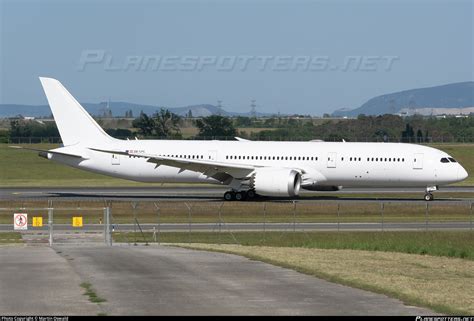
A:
[
  {"left": 448, "top": 157, "right": 457, "bottom": 163},
  {"left": 440, "top": 158, "right": 449, "bottom": 163}
]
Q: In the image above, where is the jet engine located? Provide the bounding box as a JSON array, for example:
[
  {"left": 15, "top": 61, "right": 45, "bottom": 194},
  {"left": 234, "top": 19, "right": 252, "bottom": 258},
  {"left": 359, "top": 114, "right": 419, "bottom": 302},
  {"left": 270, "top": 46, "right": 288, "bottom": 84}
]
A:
[{"left": 250, "top": 168, "right": 301, "bottom": 197}]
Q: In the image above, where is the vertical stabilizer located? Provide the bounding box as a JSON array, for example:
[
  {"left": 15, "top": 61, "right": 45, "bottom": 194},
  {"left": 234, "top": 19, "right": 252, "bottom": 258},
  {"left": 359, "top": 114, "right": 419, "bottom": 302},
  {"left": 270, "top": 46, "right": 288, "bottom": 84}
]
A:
[{"left": 39, "top": 77, "right": 113, "bottom": 146}]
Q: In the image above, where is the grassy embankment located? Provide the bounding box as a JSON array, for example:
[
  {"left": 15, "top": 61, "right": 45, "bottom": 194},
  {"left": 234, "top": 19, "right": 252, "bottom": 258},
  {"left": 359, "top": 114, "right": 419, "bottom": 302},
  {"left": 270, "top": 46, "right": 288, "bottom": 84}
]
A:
[
  {"left": 0, "top": 232, "right": 23, "bottom": 243},
  {"left": 114, "top": 231, "right": 474, "bottom": 260}
]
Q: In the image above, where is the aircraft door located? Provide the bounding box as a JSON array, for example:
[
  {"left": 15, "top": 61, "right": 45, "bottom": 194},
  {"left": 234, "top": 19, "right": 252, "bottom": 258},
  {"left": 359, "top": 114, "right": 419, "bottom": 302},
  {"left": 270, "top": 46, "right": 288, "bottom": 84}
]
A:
[
  {"left": 413, "top": 153, "right": 423, "bottom": 169},
  {"left": 207, "top": 150, "right": 217, "bottom": 161},
  {"left": 111, "top": 154, "right": 120, "bottom": 165},
  {"left": 327, "top": 152, "right": 337, "bottom": 168}
]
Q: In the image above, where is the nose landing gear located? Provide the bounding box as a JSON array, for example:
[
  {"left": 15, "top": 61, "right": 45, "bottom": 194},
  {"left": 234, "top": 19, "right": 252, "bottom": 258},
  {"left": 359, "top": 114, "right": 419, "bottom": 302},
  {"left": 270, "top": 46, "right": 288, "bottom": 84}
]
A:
[
  {"left": 424, "top": 193, "right": 434, "bottom": 201},
  {"left": 424, "top": 186, "right": 438, "bottom": 201}
]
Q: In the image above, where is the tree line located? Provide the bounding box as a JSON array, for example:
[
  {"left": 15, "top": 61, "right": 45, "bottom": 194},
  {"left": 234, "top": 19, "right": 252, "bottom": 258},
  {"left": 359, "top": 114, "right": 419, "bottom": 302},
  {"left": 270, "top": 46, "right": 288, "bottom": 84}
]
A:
[
  {"left": 4, "top": 112, "right": 474, "bottom": 143},
  {"left": 4, "top": 109, "right": 238, "bottom": 141},
  {"left": 131, "top": 109, "right": 237, "bottom": 139}
]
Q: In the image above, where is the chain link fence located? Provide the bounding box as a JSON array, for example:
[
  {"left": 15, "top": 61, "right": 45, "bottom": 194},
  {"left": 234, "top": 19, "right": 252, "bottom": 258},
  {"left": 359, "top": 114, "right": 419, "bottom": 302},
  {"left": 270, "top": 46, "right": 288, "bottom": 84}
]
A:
[{"left": 0, "top": 200, "right": 472, "bottom": 246}]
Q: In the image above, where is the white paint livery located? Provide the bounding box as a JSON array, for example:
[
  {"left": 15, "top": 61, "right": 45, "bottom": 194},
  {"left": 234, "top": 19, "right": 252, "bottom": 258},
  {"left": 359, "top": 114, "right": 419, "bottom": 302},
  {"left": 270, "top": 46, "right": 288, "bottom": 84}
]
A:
[{"left": 26, "top": 78, "right": 468, "bottom": 201}]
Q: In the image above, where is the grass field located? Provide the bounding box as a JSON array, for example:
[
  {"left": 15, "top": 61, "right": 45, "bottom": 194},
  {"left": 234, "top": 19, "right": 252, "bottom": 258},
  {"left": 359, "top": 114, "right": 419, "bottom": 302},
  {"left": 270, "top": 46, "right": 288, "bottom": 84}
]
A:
[
  {"left": 113, "top": 231, "right": 474, "bottom": 260},
  {"left": 1, "top": 143, "right": 473, "bottom": 187},
  {"left": 174, "top": 243, "right": 473, "bottom": 315},
  {"left": 0, "top": 232, "right": 23, "bottom": 243}
]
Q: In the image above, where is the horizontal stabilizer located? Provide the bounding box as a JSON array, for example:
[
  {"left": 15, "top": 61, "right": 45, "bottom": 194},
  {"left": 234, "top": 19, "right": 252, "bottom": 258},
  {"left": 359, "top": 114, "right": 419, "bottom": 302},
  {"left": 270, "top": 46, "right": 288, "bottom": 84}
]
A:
[{"left": 9, "top": 146, "right": 87, "bottom": 159}]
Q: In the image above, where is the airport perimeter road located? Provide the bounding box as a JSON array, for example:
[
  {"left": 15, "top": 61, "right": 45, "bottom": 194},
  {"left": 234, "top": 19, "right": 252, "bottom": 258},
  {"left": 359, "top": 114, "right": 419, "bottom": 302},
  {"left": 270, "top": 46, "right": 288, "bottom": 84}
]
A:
[
  {"left": 0, "top": 246, "right": 100, "bottom": 315},
  {"left": 45, "top": 244, "right": 433, "bottom": 315},
  {"left": 1, "top": 186, "right": 473, "bottom": 201}
]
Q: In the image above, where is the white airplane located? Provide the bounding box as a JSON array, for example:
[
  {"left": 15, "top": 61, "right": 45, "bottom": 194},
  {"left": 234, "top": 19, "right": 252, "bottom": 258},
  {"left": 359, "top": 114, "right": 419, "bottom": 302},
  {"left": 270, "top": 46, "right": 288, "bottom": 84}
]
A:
[{"left": 13, "top": 77, "right": 469, "bottom": 201}]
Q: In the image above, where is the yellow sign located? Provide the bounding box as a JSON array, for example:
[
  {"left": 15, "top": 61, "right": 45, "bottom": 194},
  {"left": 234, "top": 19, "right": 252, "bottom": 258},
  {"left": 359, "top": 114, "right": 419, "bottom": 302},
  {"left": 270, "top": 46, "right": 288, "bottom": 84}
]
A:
[
  {"left": 32, "top": 217, "right": 43, "bottom": 227},
  {"left": 72, "top": 216, "right": 83, "bottom": 227}
]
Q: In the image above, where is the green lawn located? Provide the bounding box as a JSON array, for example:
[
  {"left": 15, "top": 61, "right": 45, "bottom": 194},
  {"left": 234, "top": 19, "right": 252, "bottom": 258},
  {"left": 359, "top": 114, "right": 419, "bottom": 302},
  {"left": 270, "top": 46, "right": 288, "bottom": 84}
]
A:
[
  {"left": 0, "top": 232, "right": 23, "bottom": 243},
  {"left": 1, "top": 143, "right": 473, "bottom": 186},
  {"left": 113, "top": 230, "right": 474, "bottom": 260}
]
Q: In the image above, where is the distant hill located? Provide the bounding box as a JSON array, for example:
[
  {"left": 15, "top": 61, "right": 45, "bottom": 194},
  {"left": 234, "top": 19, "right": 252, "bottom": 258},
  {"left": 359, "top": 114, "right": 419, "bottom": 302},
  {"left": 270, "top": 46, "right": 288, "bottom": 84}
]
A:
[
  {"left": 0, "top": 102, "right": 270, "bottom": 118},
  {"left": 332, "top": 81, "right": 474, "bottom": 117}
]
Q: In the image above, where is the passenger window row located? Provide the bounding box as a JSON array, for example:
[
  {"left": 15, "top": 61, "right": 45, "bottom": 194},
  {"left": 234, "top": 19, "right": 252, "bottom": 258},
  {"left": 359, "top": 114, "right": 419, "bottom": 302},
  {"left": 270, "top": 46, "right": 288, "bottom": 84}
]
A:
[
  {"left": 225, "top": 155, "right": 318, "bottom": 161},
  {"left": 164, "top": 155, "right": 204, "bottom": 159},
  {"left": 343, "top": 157, "right": 405, "bottom": 162}
]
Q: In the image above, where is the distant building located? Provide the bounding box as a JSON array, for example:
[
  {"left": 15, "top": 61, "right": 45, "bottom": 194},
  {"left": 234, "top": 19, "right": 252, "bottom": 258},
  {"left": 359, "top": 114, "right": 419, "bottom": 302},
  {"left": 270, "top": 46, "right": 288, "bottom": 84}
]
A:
[{"left": 397, "top": 107, "right": 474, "bottom": 117}]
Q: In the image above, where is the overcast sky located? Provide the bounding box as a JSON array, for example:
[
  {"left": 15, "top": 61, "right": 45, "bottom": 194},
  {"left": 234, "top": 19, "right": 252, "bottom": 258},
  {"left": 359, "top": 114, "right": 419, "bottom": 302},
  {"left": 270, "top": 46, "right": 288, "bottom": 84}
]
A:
[{"left": 1, "top": 0, "right": 472, "bottom": 115}]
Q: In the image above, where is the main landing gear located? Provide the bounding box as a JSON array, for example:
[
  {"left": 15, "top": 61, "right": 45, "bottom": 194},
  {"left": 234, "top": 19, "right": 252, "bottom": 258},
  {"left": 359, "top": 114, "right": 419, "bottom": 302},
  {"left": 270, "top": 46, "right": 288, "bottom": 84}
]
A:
[
  {"left": 223, "top": 189, "right": 258, "bottom": 201},
  {"left": 424, "top": 186, "right": 438, "bottom": 201}
]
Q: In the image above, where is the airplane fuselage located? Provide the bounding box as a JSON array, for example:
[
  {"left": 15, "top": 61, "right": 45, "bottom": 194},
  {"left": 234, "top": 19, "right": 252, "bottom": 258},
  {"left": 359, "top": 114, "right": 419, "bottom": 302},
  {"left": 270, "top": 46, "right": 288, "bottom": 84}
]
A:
[{"left": 49, "top": 140, "right": 467, "bottom": 188}]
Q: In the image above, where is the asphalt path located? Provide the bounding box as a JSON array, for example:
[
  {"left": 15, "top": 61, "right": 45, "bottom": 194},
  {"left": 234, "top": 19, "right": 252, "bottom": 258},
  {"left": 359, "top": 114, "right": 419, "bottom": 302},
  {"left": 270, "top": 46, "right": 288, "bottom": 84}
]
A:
[
  {"left": 0, "top": 245, "right": 436, "bottom": 315},
  {"left": 1, "top": 186, "right": 473, "bottom": 202}
]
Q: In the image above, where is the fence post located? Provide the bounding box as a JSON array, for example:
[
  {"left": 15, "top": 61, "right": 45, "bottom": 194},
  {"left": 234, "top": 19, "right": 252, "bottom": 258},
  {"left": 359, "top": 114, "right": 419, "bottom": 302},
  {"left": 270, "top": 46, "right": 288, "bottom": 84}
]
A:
[
  {"left": 425, "top": 202, "right": 429, "bottom": 231},
  {"left": 108, "top": 207, "right": 112, "bottom": 246},
  {"left": 132, "top": 202, "right": 138, "bottom": 245},
  {"left": 218, "top": 202, "right": 224, "bottom": 245},
  {"left": 293, "top": 201, "right": 296, "bottom": 233},
  {"left": 470, "top": 202, "right": 472, "bottom": 231},
  {"left": 381, "top": 202, "right": 384, "bottom": 232},
  {"left": 103, "top": 207, "right": 107, "bottom": 245},
  {"left": 153, "top": 202, "right": 160, "bottom": 244},
  {"left": 104, "top": 207, "right": 112, "bottom": 246},
  {"left": 337, "top": 203, "right": 340, "bottom": 232},
  {"left": 184, "top": 203, "right": 192, "bottom": 243},
  {"left": 263, "top": 202, "right": 266, "bottom": 245},
  {"left": 48, "top": 200, "right": 53, "bottom": 247}
]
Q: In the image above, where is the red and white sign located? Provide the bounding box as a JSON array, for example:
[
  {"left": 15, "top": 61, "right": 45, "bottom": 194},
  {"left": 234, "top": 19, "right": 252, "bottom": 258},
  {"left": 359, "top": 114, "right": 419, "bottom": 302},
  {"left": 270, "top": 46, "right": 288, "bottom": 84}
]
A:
[{"left": 14, "top": 213, "right": 28, "bottom": 230}]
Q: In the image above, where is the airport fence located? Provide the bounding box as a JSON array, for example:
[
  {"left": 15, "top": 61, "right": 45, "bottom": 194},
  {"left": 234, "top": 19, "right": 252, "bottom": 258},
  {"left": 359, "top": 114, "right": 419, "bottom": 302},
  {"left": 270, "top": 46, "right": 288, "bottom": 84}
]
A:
[{"left": 0, "top": 199, "right": 472, "bottom": 246}]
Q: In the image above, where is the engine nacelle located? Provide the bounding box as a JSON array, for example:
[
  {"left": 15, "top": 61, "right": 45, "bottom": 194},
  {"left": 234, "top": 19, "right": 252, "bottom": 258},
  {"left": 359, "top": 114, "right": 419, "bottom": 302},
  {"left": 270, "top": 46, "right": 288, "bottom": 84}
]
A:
[
  {"left": 251, "top": 168, "right": 301, "bottom": 197},
  {"left": 301, "top": 185, "right": 342, "bottom": 191}
]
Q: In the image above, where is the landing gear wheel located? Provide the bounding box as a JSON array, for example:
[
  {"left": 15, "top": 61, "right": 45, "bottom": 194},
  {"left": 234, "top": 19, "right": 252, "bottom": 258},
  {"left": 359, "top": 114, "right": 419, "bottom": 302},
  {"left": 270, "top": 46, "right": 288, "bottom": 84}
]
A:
[
  {"left": 224, "top": 191, "right": 235, "bottom": 201},
  {"left": 246, "top": 189, "right": 256, "bottom": 200},
  {"left": 234, "top": 192, "right": 245, "bottom": 201},
  {"left": 424, "top": 193, "right": 434, "bottom": 201}
]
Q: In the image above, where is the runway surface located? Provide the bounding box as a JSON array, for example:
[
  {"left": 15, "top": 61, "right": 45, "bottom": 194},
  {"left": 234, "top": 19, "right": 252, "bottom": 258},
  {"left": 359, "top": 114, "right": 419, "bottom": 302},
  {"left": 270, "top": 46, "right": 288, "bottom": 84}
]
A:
[
  {"left": 1, "top": 186, "right": 473, "bottom": 202},
  {"left": 0, "top": 245, "right": 435, "bottom": 315}
]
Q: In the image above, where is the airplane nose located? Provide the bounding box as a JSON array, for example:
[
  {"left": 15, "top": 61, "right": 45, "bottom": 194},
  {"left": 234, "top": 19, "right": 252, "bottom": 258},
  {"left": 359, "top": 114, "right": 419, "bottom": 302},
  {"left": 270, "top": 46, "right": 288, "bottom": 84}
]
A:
[{"left": 458, "top": 166, "right": 468, "bottom": 181}]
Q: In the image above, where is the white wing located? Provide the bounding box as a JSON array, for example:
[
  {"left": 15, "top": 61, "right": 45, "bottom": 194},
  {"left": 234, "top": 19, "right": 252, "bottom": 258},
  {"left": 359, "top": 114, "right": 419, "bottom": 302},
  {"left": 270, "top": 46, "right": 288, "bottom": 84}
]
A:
[{"left": 90, "top": 148, "right": 258, "bottom": 183}]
